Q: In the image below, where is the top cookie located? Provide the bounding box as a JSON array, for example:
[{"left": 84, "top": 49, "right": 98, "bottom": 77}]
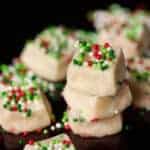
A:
[{"left": 67, "top": 41, "right": 126, "bottom": 96}]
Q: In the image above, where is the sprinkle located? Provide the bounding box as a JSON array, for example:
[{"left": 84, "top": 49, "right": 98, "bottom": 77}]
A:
[
  {"left": 43, "top": 129, "right": 48, "bottom": 135},
  {"left": 36, "top": 128, "right": 42, "bottom": 134},
  {"left": 93, "top": 52, "right": 102, "bottom": 60},
  {"left": 22, "top": 131, "right": 28, "bottom": 137},
  {"left": 50, "top": 125, "right": 55, "bottom": 131},
  {"left": 40, "top": 40, "right": 49, "bottom": 49},
  {"left": 11, "top": 106, "right": 18, "bottom": 111},
  {"left": 62, "top": 139, "right": 72, "bottom": 145},
  {"left": 87, "top": 60, "right": 93, "bottom": 67},
  {"left": 104, "top": 42, "right": 110, "bottom": 48},
  {"left": 28, "top": 139, "right": 35, "bottom": 145},
  {"left": 91, "top": 118, "right": 99, "bottom": 122},
  {"left": 64, "top": 124, "right": 71, "bottom": 131},
  {"left": 18, "top": 139, "right": 25, "bottom": 145},
  {"left": 92, "top": 44, "right": 100, "bottom": 53},
  {"left": 73, "top": 41, "right": 116, "bottom": 71},
  {"left": 55, "top": 122, "right": 62, "bottom": 129}
]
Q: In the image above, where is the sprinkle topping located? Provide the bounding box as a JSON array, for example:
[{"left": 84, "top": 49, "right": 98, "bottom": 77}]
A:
[
  {"left": 127, "top": 58, "right": 150, "bottom": 82},
  {"left": 0, "top": 85, "right": 41, "bottom": 116},
  {"left": 0, "top": 62, "right": 65, "bottom": 97},
  {"left": 73, "top": 41, "right": 116, "bottom": 71},
  {"left": 33, "top": 135, "right": 75, "bottom": 150}
]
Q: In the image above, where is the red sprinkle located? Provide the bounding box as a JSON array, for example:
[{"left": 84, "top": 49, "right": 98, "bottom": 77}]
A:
[
  {"left": 64, "top": 124, "right": 71, "bottom": 131},
  {"left": 22, "top": 131, "right": 28, "bottom": 137},
  {"left": 36, "top": 128, "right": 42, "bottom": 134},
  {"left": 62, "top": 139, "right": 72, "bottom": 145},
  {"left": 29, "top": 87, "right": 35, "bottom": 93},
  {"left": 87, "top": 60, "right": 93, "bottom": 67},
  {"left": 93, "top": 52, "right": 102, "bottom": 60},
  {"left": 41, "top": 40, "right": 49, "bottom": 49},
  {"left": 28, "top": 139, "right": 35, "bottom": 145},
  {"left": 92, "top": 44, "right": 100, "bottom": 53},
  {"left": 104, "top": 42, "right": 110, "bottom": 48},
  {"left": 8, "top": 95, "right": 13, "bottom": 100},
  {"left": 11, "top": 89, "right": 16, "bottom": 95},
  {"left": 17, "top": 89, "right": 25, "bottom": 97},
  {"left": 12, "top": 106, "right": 18, "bottom": 111},
  {"left": 91, "top": 118, "right": 100, "bottom": 122}
]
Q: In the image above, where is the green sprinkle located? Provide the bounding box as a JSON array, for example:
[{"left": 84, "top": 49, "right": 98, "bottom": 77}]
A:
[
  {"left": 18, "top": 139, "right": 25, "bottom": 145},
  {"left": 107, "top": 49, "right": 116, "bottom": 59},
  {"left": 15, "top": 63, "right": 26, "bottom": 71},
  {"left": 49, "top": 51, "right": 61, "bottom": 59},
  {"left": 0, "top": 64, "right": 9, "bottom": 73},
  {"left": 62, "top": 112, "right": 68, "bottom": 123},
  {"left": 26, "top": 109, "right": 32, "bottom": 117},
  {"left": 79, "top": 41, "right": 91, "bottom": 52},
  {"left": 17, "top": 104, "right": 22, "bottom": 112},
  {"left": 131, "top": 70, "right": 150, "bottom": 81},
  {"left": 124, "top": 24, "right": 143, "bottom": 41},
  {"left": 73, "top": 59, "right": 83, "bottom": 66},
  {"left": 0, "top": 91, "right": 7, "bottom": 98},
  {"left": 100, "top": 63, "right": 109, "bottom": 70},
  {"left": 55, "top": 82, "right": 65, "bottom": 91},
  {"left": 26, "top": 92, "right": 34, "bottom": 101}
]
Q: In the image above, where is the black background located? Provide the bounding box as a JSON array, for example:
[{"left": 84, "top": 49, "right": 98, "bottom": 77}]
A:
[
  {"left": 0, "top": 1, "right": 150, "bottom": 150},
  {"left": 0, "top": 0, "right": 150, "bottom": 63}
]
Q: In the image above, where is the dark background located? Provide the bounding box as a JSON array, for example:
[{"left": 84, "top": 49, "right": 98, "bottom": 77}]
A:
[
  {"left": 0, "top": 1, "right": 150, "bottom": 150},
  {"left": 0, "top": 0, "right": 150, "bottom": 63}
]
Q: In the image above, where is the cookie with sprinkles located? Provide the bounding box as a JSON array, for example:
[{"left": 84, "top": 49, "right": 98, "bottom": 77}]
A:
[
  {"left": 0, "top": 62, "right": 65, "bottom": 102},
  {"left": 24, "top": 134, "right": 76, "bottom": 150},
  {"left": 67, "top": 41, "right": 126, "bottom": 97},
  {"left": 64, "top": 110, "right": 122, "bottom": 138},
  {"left": 92, "top": 4, "right": 150, "bottom": 58},
  {"left": 91, "top": 4, "right": 129, "bottom": 31},
  {"left": 63, "top": 83, "right": 132, "bottom": 121},
  {"left": 21, "top": 26, "right": 76, "bottom": 82},
  {"left": 127, "top": 57, "right": 150, "bottom": 109},
  {"left": 0, "top": 62, "right": 63, "bottom": 149}
]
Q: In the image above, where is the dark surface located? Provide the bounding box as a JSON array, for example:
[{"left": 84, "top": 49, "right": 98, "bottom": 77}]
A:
[
  {"left": 2, "top": 126, "right": 63, "bottom": 150},
  {"left": 0, "top": 1, "right": 150, "bottom": 149}
]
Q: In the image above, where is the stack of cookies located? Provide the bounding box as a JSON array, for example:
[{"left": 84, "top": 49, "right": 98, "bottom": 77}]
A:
[{"left": 63, "top": 41, "right": 132, "bottom": 137}]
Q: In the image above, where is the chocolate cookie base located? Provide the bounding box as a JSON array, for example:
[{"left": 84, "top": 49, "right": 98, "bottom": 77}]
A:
[
  {"left": 67, "top": 131, "right": 128, "bottom": 150},
  {"left": 2, "top": 125, "right": 63, "bottom": 150}
]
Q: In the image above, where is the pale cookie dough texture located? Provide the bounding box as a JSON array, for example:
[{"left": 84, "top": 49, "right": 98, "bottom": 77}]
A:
[
  {"left": 68, "top": 110, "right": 122, "bottom": 138},
  {"left": 127, "top": 57, "right": 150, "bottom": 109},
  {"left": 0, "top": 88, "right": 53, "bottom": 134},
  {"left": 63, "top": 83, "right": 132, "bottom": 120},
  {"left": 67, "top": 49, "right": 126, "bottom": 97}
]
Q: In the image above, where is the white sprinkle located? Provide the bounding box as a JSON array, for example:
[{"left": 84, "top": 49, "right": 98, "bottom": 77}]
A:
[
  {"left": 56, "top": 122, "right": 62, "bottom": 129},
  {"left": 50, "top": 125, "right": 55, "bottom": 131},
  {"left": 89, "top": 52, "right": 93, "bottom": 57}
]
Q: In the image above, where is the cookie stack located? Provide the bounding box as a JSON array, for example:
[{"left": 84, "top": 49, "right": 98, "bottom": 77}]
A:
[
  {"left": 92, "top": 4, "right": 150, "bottom": 58},
  {"left": 63, "top": 41, "right": 132, "bottom": 137}
]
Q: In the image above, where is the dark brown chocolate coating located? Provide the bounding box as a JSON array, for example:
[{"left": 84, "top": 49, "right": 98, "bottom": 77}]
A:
[{"left": 2, "top": 125, "right": 63, "bottom": 150}]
